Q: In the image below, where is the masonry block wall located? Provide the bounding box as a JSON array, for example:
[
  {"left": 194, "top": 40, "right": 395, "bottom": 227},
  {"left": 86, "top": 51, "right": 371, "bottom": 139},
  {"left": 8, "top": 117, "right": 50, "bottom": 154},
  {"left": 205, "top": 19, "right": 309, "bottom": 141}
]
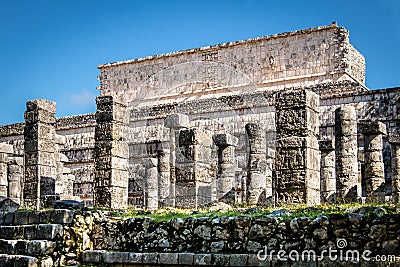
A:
[
  {"left": 94, "top": 95, "right": 129, "bottom": 209},
  {"left": 98, "top": 24, "right": 365, "bottom": 109},
  {"left": 23, "top": 99, "right": 58, "bottom": 209}
]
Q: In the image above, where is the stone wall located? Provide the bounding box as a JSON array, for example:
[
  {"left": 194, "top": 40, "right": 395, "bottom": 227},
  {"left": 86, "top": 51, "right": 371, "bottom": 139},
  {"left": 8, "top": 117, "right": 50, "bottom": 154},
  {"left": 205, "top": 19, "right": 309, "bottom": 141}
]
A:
[
  {"left": 0, "top": 83, "right": 398, "bottom": 205},
  {"left": 98, "top": 24, "right": 365, "bottom": 108},
  {"left": 66, "top": 208, "right": 400, "bottom": 265},
  {"left": 1, "top": 208, "right": 399, "bottom": 266}
]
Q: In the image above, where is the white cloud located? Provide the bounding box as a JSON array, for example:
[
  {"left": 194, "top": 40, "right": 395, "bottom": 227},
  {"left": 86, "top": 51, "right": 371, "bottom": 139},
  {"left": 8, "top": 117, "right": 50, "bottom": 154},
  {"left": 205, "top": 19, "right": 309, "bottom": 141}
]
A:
[
  {"left": 65, "top": 88, "right": 97, "bottom": 108},
  {"left": 56, "top": 88, "right": 98, "bottom": 117}
]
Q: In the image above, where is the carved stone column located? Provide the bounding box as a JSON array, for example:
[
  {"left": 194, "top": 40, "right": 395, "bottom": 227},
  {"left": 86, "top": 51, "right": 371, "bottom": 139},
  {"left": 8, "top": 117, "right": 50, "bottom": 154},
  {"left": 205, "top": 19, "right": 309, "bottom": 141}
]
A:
[
  {"left": 144, "top": 157, "right": 159, "bottom": 210},
  {"left": 214, "top": 133, "right": 238, "bottom": 203},
  {"left": 164, "top": 113, "right": 189, "bottom": 207},
  {"left": 94, "top": 95, "right": 129, "bottom": 209},
  {"left": 7, "top": 156, "right": 23, "bottom": 204},
  {"left": 335, "top": 105, "right": 360, "bottom": 203},
  {"left": 360, "top": 121, "right": 387, "bottom": 203},
  {"left": 389, "top": 133, "right": 400, "bottom": 203},
  {"left": 157, "top": 149, "right": 170, "bottom": 207},
  {"left": 23, "top": 99, "right": 57, "bottom": 210},
  {"left": 0, "top": 152, "right": 8, "bottom": 197},
  {"left": 245, "top": 123, "right": 268, "bottom": 205},
  {"left": 175, "top": 128, "right": 212, "bottom": 208},
  {"left": 0, "top": 140, "right": 20, "bottom": 204},
  {"left": 319, "top": 140, "right": 336, "bottom": 203},
  {"left": 275, "top": 89, "right": 320, "bottom": 205}
]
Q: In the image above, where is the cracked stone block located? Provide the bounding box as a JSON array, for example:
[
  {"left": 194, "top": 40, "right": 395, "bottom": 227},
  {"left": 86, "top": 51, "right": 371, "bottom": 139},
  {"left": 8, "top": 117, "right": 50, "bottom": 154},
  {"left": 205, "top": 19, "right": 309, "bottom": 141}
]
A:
[
  {"left": 37, "top": 224, "right": 63, "bottom": 240},
  {"left": 27, "top": 240, "right": 56, "bottom": 256}
]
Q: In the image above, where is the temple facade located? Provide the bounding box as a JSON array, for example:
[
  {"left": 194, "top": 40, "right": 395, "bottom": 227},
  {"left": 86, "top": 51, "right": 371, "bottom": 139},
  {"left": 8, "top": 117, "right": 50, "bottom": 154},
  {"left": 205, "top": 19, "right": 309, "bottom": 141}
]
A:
[{"left": 0, "top": 23, "right": 399, "bottom": 209}]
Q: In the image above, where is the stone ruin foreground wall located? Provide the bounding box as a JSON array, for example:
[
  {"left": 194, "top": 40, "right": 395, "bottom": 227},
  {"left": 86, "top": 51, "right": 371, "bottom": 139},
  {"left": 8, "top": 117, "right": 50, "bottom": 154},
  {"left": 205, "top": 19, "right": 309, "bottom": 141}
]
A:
[{"left": 0, "top": 23, "right": 399, "bottom": 208}]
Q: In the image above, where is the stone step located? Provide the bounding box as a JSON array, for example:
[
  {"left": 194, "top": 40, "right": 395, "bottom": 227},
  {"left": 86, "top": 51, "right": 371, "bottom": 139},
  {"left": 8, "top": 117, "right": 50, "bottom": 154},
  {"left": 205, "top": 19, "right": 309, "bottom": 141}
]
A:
[
  {"left": 0, "top": 239, "right": 56, "bottom": 256},
  {"left": 1, "top": 209, "right": 74, "bottom": 226},
  {"left": 82, "top": 251, "right": 394, "bottom": 267},
  {"left": 0, "top": 254, "right": 38, "bottom": 267},
  {"left": 0, "top": 224, "right": 63, "bottom": 240}
]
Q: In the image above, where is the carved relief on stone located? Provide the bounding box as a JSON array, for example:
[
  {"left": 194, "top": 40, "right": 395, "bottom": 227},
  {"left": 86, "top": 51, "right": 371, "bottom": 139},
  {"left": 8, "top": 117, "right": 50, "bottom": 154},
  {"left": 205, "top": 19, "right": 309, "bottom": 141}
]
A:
[
  {"left": 275, "top": 148, "right": 305, "bottom": 171},
  {"left": 276, "top": 109, "right": 306, "bottom": 136}
]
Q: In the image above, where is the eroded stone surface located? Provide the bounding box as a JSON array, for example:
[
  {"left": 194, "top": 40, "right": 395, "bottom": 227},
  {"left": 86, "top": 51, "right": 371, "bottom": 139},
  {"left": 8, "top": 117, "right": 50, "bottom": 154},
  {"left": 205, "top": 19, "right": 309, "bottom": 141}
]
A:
[
  {"left": 319, "top": 140, "right": 336, "bottom": 203},
  {"left": 275, "top": 89, "right": 320, "bottom": 205},
  {"left": 335, "top": 105, "right": 360, "bottom": 203},
  {"left": 94, "top": 96, "right": 129, "bottom": 209},
  {"left": 245, "top": 123, "right": 269, "bottom": 205},
  {"left": 23, "top": 99, "right": 58, "bottom": 210},
  {"left": 175, "top": 128, "right": 213, "bottom": 208},
  {"left": 214, "top": 133, "right": 238, "bottom": 203},
  {"left": 360, "top": 121, "right": 387, "bottom": 203}
]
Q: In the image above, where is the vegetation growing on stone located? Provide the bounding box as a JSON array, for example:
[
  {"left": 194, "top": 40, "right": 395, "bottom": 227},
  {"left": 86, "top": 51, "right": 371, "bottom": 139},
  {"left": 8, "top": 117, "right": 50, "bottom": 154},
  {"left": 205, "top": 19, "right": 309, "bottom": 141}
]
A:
[{"left": 106, "top": 203, "right": 400, "bottom": 222}]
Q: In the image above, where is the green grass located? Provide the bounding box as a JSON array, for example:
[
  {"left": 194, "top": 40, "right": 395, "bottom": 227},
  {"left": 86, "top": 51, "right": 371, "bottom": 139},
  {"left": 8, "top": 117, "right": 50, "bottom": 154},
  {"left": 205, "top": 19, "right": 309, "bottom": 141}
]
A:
[{"left": 105, "top": 203, "right": 400, "bottom": 222}]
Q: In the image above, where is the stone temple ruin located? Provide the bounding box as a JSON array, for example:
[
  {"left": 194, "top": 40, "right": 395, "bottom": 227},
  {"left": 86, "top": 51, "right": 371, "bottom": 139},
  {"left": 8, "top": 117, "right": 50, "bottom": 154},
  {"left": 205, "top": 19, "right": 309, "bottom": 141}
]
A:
[{"left": 1, "top": 23, "right": 400, "bottom": 210}]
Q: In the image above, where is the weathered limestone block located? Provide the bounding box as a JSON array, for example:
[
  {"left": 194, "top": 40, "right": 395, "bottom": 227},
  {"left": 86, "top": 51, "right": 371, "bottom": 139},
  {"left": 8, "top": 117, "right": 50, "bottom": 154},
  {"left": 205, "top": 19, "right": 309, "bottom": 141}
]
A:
[
  {"left": 0, "top": 143, "right": 13, "bottom": 154},
  {"left": 335, "top": 105, "right": 360, "bottom": 203},
  {"left": 360, "top": 121, "right": 387, "bottom": 203},
  {"left": 94, "top": 96, "right": 129, "bottom": 209},
  {"left": 319, "top": 140, "right": 336, "bottom": 203},
  {"left": 164, "top": 114, "right": 190, "bottom": 129},
  {"left": 55, "top": 134, "right": 66, "bottom": 145},
  {"left": 245, "top": 124, "right": 268, "bottom": 205},
  {"left": 388, "top": 133, "right": 400, "bottom": 203},
  {"left": 95, "top": 95, "right": 128, "bottom": 124},
  {"left": 164, "top": 113, "right": 189, "bottom": 207},
  {"left": 23, "top": 99, "right": 57, "bottom": 210},
  {"left": 214, "top": 133, "right": 238, "bottom": 203},
  {"left": 175, "top": 128, "right": 212, "bottom": 208},
  {"left": 143, "top": 157, "right": 159, "bottom": 210},
  {"left": 275, "top": 89, "right": 320, "bottom": 205}
]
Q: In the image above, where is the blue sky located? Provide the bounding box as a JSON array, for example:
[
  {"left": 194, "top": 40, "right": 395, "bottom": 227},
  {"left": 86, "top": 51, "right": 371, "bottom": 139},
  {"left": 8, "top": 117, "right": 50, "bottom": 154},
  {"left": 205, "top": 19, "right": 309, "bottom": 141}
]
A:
[{"left": 0, "top": 0, "right": 399, "bottom": 125}]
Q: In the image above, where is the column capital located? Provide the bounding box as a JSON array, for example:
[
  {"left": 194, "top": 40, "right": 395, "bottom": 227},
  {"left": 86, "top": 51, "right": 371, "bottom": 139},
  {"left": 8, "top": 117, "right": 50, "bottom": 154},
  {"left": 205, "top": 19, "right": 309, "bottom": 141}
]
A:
[
  {"left": 164, "top": 113, "right": 189, "bottom": 129},
  {"left": 359, "top": 120, "right": 387, "bottom": 135},
  {"left": 213, "top": 133, "right": 238, "bottom": 146},
  {"left": 26, "top": 99, "right": 56, "bottom": 113}
]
